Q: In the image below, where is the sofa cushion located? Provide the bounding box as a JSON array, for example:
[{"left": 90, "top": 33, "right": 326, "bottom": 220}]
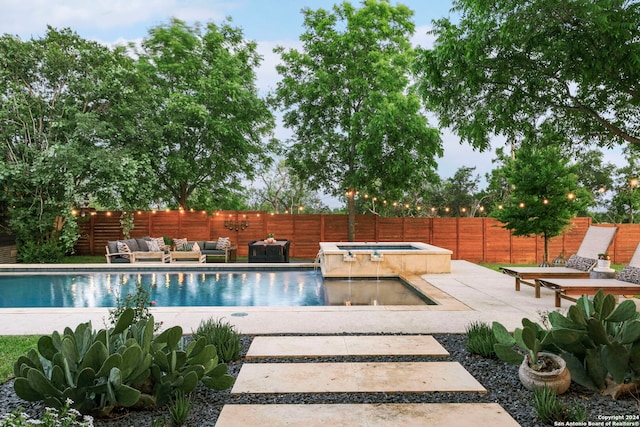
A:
[
  {"left": 136, "top": 238, "right": 149, "bottom": 252},
  {"left": 201, "top": 241, "right": 215, "bottom": 251},
  {"left": 183, "top": 242, "right": 200, "bottom": 252},
  {"left": 123, "top": 238, "right": 140, "bottom": 252},
  {"left": 107, "top": 241, "right": 119, "bottom": 255}
]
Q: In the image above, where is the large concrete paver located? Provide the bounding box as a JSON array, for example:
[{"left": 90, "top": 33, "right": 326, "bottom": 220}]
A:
[
  {"left": 246, "top": 335, "right": 449, "bottom": 358},
  {"left": 231, "top": 361, "right": 486, "bottom": 394},
  {"left": 215, "top": 403, "right": 520, "bottom": 427}
]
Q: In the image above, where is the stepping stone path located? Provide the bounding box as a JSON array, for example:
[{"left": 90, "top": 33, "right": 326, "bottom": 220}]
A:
[{"left": 215, "top": 335, "right": 520, "bottom": 427}]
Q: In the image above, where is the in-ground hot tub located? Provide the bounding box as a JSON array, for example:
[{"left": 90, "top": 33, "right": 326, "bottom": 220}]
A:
[{"left": 318, "top": 242, "right": 452, "bottom": 278}]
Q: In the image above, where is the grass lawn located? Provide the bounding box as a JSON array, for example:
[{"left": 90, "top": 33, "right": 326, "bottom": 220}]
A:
[{"left": 0, "top": 336, "right": 39, "bottom": 382}]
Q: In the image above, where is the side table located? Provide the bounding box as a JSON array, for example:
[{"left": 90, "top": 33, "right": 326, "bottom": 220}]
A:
[{"left": 590, "top": 270, "right": 616, "bottom": 279}]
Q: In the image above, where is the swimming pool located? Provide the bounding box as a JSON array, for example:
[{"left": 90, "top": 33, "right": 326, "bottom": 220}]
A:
[{"left": 0, "top": 270, "right": 433, "bottom": 308}]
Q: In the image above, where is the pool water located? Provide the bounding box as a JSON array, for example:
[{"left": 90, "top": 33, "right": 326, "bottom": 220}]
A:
[{"left": 0, "top": 271, "right": 433, "bottom": 308}]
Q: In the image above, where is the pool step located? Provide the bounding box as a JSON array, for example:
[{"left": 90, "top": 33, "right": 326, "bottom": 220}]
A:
[
  {"left": 231, "top": 361, "right": 486, "bottom": 394},
  {"left": 215, "top": 403, "right": 521, "bottom": 427},
  {"left": 246, "top": 335, "right": 449, "bottom": 358}
]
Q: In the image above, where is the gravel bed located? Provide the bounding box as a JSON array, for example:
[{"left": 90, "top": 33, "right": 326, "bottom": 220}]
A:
[{"left": 1, "top": 334, "right": 638, "bottom": 426}]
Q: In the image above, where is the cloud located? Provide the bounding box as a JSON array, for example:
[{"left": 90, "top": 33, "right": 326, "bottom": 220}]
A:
[{"left": 0, "top": 0, "right": 231, "bottom": 41}]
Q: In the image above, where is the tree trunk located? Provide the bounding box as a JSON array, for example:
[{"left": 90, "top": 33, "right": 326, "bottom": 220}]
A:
[
  {"left": 347, "top": 189, "right": 355, "bottom": 241},
  {"left": 542, "top": 233, "right": 550, "bottom": 267}
]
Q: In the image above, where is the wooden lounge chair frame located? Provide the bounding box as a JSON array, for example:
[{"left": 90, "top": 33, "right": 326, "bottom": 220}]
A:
[
  {"left": 537, "top": 242, "right": 640, "bottom": 307},
  {"left": 500, "top": 225, "right": 618, "bottom": 298}
]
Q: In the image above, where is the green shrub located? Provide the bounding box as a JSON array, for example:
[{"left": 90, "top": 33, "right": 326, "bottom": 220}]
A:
[
  {"left": 106, "top": 282, "right": 162, "bottom": 332},
  {"left": 533, "top": 386, "right": 587, "bottom": 424},
  {"left": 465, "top": 321, "right": 497, "bottom": 358},
  {"left": 169, "top": 390, "right": 192, "bottom": 426},
  {"left": 13, "top": 308, "right": 234, "bottom": 418},
  {"left": 533, "top": 386, "right": 565, "bottom": 424},
  {"left": 194, "top": 318, "right": 242, "bottom": 363},
  {"left": 17, "top": 240, "right": 66, "bottom": 263}
]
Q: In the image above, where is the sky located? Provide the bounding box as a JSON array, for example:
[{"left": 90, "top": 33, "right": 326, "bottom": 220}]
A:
[{"left": 0, "top": 0, "right": 624, "bottom": 207}]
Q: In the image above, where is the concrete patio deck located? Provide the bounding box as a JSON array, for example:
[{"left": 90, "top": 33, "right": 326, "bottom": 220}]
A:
[{"left": 0, "top": 260, "right": 570, "bottom": 336}]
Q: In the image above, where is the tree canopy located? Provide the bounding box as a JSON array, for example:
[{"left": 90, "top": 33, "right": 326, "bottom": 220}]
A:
[
  {"left": 491, "top": 133, "right": 590, "bottom": 264},
  {"left": 131, "top": 18, "right": 277, "bottom": 210},
  {"left": 414, "top": 0, "right": 640, "bottom": 151},
  {"left": 0, "top": 27, "right": 151, "bottom": 261},
  {"left": 271, "top": 0, "right": 442, "bottom": 240}
]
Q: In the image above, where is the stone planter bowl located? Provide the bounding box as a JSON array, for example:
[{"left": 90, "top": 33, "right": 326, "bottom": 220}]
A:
[{"left": 518, "top": 352, "right": 571, "bottom": 394}]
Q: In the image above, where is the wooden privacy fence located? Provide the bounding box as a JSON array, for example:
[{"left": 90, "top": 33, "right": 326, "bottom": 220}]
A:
[{"left": 75, "top": 212, "right": 637, "bottom": 264}]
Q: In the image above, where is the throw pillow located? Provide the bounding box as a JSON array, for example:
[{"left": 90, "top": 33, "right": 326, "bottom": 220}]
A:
[
  {"left": 565, "top": 254, "right": 596, "bottom": 272},
  {"left": 183, "top": 242, "right": 194, "bottom": 251},
  {"left": 147, "top": 239, "right": 160, "bottom": 252},
  {"left": 116, "top": 241, "right": 131, "bottom": 259},
  {"left": 216, "top": 237, "right": 231, "bottom": 250},
  {"left": 618, "top": 266, "right": 640, "bottom": 284},
  {"left": 192, "top": 242, "right": 200, "bottom": 253},
  {"left": 153, "top": 237, "right": 166, "bottom": 251},
  {"left": 174, "top": 238, "right": 188, "bottom": 251},
  {"left": 136, "top": 238, "right": 149, "bottom": 251}
]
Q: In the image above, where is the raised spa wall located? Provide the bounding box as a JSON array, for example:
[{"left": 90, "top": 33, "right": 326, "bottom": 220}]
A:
[{"left": 318, "top": 242, "right": 452, "bottom": 278}]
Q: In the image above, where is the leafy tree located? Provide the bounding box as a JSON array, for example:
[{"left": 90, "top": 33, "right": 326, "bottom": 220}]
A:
[
  {"left": 414, "top": 0, "right": 640, "bottom": 150},
  {"left": 483, "top": 147, "right": 513, "bottom": 216},
  {"left": 248, "top": 161, "right": 327, "bottom": 214},
  {"left": 271, "top": 0, "right": 442, "bottom": 240},
  {"left": 573, "top": 149, "right": 616, "bottom": 215},
  {"left": 491, "top": 135, "right": 590, "bottom": 265},
  {"left": 0, "top": 28, "right": 151, "bottom": 261},
  {"left": 606, "top": 153, "right": 640, "bottom": 223},
  {"left": 441, "top": 166, "right": 482, "bottom": 217},
  {"left": 131, "top": 18, "right": 277, "bottom": 210}
]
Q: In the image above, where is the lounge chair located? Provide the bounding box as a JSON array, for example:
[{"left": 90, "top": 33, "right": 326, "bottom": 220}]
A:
[
  {"left": 537, "top": 242, "right": 640, "bottom": 307},
  {"left": 500, "top": 225, "right": 618, "bottom": 298}
]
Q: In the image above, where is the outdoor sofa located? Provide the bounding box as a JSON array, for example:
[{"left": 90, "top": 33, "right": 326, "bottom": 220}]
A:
[{"left": 105, "top": 237, "right": 169, "bottom": 263}]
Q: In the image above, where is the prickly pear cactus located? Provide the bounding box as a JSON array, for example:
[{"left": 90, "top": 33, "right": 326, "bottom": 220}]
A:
[
  {"left": 548, "top": 290, "right": 640, "bottom": 398},
  {"left": 12, "top": 308, "right": 234, "bottom": 417}
]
